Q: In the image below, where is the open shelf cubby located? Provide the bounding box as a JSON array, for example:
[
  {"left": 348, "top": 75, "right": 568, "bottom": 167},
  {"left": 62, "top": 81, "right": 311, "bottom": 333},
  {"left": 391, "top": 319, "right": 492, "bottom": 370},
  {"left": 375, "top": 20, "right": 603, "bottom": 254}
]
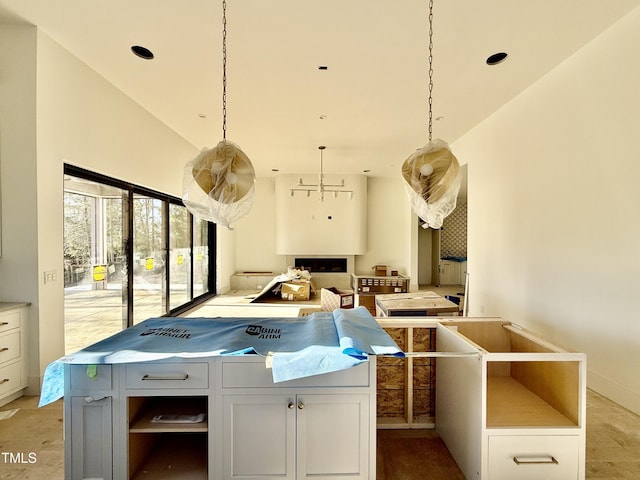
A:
[
  {"left": 128, "top": 396, "right": 208, "bottom": 479},
  {"left": 454, "top": 321, "right": 580, "bottom": 428}
]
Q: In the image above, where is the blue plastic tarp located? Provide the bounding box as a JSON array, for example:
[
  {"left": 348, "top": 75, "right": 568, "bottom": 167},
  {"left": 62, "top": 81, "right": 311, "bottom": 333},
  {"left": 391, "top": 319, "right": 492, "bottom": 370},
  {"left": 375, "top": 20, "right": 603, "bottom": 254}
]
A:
[{"left": 39, "top": 307, "right": 402, "bottom": 406}]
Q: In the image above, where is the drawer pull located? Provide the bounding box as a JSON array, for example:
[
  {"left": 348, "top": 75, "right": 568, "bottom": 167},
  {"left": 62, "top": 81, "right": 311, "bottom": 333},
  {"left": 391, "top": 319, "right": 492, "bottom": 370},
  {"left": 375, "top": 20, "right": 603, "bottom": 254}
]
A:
[
  {"left": 0, "top": 347, "right": 8, "bottom": 352},
  {"left": 84, "top": 395, "right": 109, "bottom": 404},
  {"left": 141, "top": 373, "right": 189, "bottom": 381},
  {"left": 0, "top": 322, "right": 9, "bottom": 326},
  {"left": 0, "top": 378, "right": 9, "bottom": 384},
  {"left": 513, "top": 455, "right": 559, "bottom": 465}
]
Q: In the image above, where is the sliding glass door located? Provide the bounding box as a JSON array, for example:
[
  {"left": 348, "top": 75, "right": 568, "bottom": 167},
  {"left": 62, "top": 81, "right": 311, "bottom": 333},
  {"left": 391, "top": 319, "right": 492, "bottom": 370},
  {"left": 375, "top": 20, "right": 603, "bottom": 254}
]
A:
[
  {"left": 63, "top": 177, "right": 128, "bottom": 353},
  {"left": 132, "top": 194, "right": 166, "bottom": 324},
  {"left": 169, "top": 203, "right": 191, "bottom": 310},
  {"left": 63, "top": 165, "right": 215, "bottom": 352}
]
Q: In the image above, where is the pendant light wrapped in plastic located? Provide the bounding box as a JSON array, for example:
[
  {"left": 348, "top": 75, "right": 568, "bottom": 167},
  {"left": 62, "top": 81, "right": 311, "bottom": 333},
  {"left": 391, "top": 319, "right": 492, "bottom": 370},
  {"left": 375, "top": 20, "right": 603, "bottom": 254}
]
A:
[
  {"left": 182, "top": 140, "right": 256, "bottom": 229},
  {"left": 401, "top": 139, "right": 461, "bottom": 229}
]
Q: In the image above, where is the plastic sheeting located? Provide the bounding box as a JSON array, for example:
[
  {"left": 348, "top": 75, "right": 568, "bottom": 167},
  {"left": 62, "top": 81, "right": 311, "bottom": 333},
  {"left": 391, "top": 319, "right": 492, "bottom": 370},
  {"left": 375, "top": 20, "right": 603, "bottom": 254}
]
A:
[
  {"left": 182, "top": 140, "right": 256, "bottom": 229},
  {"left": 401, "top": 139, "right": 461, "bottom": 229},
  {"left": 38, "top": 308, "right": 403, "bottom": 407}
]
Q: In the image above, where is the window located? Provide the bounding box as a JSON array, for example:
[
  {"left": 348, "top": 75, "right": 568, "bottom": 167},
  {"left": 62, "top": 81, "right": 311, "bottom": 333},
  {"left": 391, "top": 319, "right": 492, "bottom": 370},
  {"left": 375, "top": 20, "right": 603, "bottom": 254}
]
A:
[{"left": 63, "top": 165, "right": 215, "bottom": 352}]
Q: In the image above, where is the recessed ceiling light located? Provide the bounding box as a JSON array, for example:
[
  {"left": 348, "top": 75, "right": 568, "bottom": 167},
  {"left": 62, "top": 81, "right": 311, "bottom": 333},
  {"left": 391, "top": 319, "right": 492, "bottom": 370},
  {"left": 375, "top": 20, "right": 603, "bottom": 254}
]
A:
[
  {"left": 198, "top": 113, "right": 207, "bottom": 118},
  {"left": 319, "top": 114, "right": 327, "bottom": 120},
  {"left": 486, "top": 52, "right": 508, "bottom": 65},
  {"left": 131, "top": 45, "right": 154, "bottom": 60}
]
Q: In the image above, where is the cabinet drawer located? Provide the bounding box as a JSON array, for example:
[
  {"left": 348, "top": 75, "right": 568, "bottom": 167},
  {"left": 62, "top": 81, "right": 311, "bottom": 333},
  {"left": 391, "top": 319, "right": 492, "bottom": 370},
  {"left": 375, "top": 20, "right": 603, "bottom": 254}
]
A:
[
  {"left": 0, "top": 361, "right": 22, "bottom": 396},
  {"left": 222, "top": 359, "right": 370, "bottom": 388},
  {"left": 0, "top": 331, "right": 21, "bottom": 364},
  {"left": 69, "top": 364, "right": 113, "bottom": 390},
  {"left": 126, "top": 362, "right": 208, "bottom": 389},
  {"left": 0, "top": 310, "right": 20, "bottom": 333},
  {"left": 488, "top": 435, "right": 580, "bottom": 480}
]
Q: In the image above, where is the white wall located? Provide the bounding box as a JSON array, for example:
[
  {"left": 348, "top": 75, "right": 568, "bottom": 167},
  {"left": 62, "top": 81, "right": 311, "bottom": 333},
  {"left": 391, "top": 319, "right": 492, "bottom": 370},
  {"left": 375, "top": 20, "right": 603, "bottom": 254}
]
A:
[
  {"left": 0, "top": 26, "right": 200, "bottom": 387},
  {"left": 355, "top": 176, "right": 413, "bottom": 279},
  {"left": 0, "top": 25, "right": 39, "bottom": 392},
  {"left": 453, "top": 7, "right": 640, "bottom": 414},
  {"left": 234, "top": 175, "right": 415, "bottom": 282}
]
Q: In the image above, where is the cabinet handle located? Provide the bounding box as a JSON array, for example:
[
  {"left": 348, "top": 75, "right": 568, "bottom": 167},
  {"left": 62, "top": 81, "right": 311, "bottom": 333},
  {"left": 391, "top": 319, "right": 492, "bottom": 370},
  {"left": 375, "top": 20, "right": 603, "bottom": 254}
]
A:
[
  {"left": 84, "top": 395, "right": 109, "bottom": 404},
  {"left": 0, "top": 378, "right": 9, "bottom": 384},
  {"left": 297, "top": 402, "right": 305, "bottom": 410},
  {"left": 0, "top": 347, "right": 8, "bottom": 352},
  {"left": 288, "top": 402, "right": 295, "bottom": 409},
  {"left": 513, "top": 456, "right": 558, "bottom": 465},
  {"left": 141, "top": 373, "right": 189, "bottom": 381},
  {"left": 0, "top": 322, "right": 9, "bottom": 326}
]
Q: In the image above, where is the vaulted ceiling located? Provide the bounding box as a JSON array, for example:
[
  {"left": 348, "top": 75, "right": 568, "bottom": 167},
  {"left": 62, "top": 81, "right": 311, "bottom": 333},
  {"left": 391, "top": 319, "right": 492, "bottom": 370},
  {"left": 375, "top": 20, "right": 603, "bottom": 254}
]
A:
[{"left": 1, "top": 0, "right": 639, "bottom": 178}]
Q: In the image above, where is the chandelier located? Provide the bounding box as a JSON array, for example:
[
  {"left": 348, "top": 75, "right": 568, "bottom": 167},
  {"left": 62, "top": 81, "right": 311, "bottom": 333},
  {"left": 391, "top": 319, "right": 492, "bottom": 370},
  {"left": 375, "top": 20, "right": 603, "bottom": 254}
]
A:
[
  {"left": 400, "top": 0, "right": 461, "bottom": 229},
  {"left": 182, "top": 0, "right": 256, "bottom": 229},
  {"left": 290, "top": 146, "right": 354, "bottom": 201}
]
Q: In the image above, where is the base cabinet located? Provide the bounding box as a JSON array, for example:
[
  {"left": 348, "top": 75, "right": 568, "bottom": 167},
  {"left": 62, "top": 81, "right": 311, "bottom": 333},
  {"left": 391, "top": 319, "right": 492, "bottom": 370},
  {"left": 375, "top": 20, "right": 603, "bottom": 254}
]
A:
[
  {"left": 223, "top": 394, "right": 369, "bottom": 480},
  {"left": 65, "top": 357, "right": 375, "bottom": 480},
  {"left": 436, "top": 321, "right": 586, "bottom": 480},
  {"left": 0, "top": 303, "right": 29, "bottom": 407},
  {"left": 218, "top": 358, "right": 374, "bottom": 480},
  {"left": 69, "top": 396, "right": 113, "bottom": 480}
]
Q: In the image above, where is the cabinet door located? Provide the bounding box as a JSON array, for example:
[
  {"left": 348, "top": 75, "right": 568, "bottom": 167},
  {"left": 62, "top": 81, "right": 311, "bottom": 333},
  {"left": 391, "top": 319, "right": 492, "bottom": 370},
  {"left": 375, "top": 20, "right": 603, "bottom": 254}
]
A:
[
  {"left": 69, "top": 396, "right": 113, "bottom": 480},
  {"left": 222, "top": 394, "right": 295, "bottom": 480},
  {"left": 296, "top": 394, "right": 370, "bottom": 480},
  {"left": 439, "top": 261, "right": 461, "bottom": 285}
]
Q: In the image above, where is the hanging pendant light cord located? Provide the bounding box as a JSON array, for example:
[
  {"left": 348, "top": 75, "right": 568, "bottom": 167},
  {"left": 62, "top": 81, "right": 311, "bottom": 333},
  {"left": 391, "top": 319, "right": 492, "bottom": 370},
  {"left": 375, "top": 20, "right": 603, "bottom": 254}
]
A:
[
  {"left": 222, "top": 0, "right": 228, "bottom": 141},
  {"left": 427, "top": 0, "right": 434, "bottom": 142}
]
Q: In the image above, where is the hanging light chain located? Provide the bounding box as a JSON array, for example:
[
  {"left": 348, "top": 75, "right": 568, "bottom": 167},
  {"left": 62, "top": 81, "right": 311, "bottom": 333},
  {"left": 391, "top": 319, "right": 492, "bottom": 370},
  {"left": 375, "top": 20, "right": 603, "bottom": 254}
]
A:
[
  {"left": 427, "top": 0, "right": 434, "bottom": 142},
  {"left": 222, "top": 0, "right": 228, "bottom": 141}
]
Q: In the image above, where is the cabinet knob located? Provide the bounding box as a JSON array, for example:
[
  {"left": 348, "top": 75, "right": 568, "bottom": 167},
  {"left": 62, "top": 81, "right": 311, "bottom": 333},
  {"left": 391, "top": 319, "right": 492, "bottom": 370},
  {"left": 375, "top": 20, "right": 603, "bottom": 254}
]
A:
[
  {"left": 297, "top": 402, "right": 305, "bottom": 410},
  {"left": 287, "top": 402, "right": 295, "bottom": 409}
]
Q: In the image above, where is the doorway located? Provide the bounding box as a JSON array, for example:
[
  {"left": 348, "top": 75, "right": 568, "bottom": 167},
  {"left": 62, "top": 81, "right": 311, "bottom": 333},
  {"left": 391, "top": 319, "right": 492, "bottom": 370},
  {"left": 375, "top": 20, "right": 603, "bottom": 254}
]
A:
[{"left": 416, "top": 165, "right": 467, "bottom": 290}]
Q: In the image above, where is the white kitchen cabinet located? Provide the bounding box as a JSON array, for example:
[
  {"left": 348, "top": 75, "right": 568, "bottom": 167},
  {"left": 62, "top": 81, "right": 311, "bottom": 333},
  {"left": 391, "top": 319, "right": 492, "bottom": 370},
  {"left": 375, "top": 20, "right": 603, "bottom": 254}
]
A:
[
  {"left": 216, "top": 357, "right": 375, "bottom": 480},
  {"left": 222, "top": 394, "right": 295, "bottom": 479},
  {"left": 436, "top": 320, "right": 586, "bottom": 480},
  {"left": 120, "top": 361, "right": 212, "bottom": 479},
  {"left": 69, "top": 395, "right": 113, "bottom": 479},
  {"left": 65, "top": 356, "right": 376, "bottom": 480},
  {"left": 65, "top": 364, "right": 114, "bottom": 480},
  {"left": 222, "top": 393, "right": 369, "bottom": 480},
  {"left": 0, "top": 303, "right": 29, "bottom": 406}
]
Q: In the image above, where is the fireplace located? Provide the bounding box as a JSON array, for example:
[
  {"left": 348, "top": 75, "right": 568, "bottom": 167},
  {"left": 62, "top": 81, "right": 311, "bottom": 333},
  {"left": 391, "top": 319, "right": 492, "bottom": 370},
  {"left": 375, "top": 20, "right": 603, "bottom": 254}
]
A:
[{"left": 294, "top": 257, "right": 348, "bottom": 273}]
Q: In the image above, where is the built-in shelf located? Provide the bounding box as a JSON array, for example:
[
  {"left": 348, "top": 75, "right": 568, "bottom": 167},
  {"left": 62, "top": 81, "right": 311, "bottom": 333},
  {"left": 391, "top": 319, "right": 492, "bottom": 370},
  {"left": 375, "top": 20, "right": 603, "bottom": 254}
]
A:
[
  {"left": 128, "top": 396, "right": 208, "bottom": 478},
  {"left": 487, "top": 376, "right": 577, "bottom": 428}
]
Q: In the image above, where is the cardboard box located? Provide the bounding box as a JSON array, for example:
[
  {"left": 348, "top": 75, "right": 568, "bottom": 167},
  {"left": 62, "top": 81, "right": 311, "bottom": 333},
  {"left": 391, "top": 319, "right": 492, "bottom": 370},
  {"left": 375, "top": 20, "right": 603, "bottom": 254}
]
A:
[
  {"left": 321, "top": 287, "right": 355, "bottom": 311},
  {"left": 374, "top": 265, "right": 388, "bottom": 276},
  {"left": 281, "top": 280, "right": 311, "bottom": 301}
]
